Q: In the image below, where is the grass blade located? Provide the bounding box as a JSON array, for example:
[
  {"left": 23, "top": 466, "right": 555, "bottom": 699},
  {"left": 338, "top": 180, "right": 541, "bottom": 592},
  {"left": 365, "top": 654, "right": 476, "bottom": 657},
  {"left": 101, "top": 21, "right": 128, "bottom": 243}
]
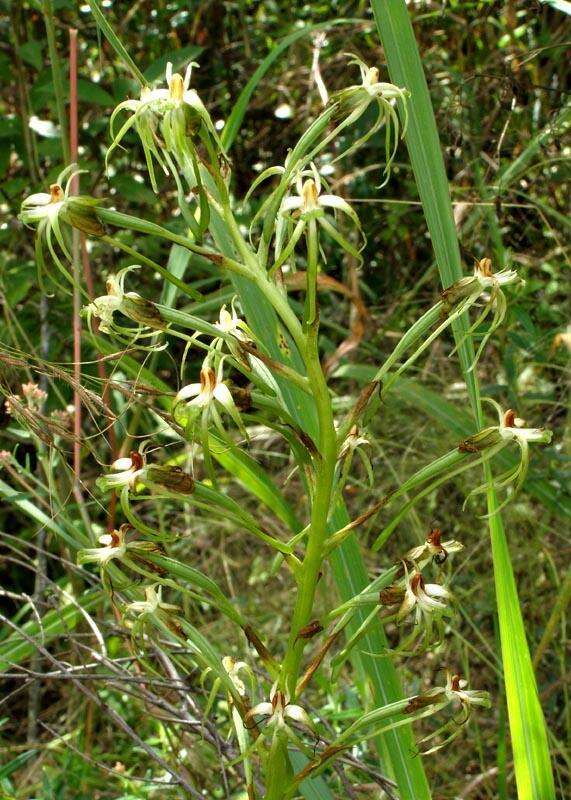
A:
[
  {"left": 370, "top": 2, "right": 555, "bottom": 797},
  {"left": 87, "top": 0, "right": 147, "bottom": 86}
]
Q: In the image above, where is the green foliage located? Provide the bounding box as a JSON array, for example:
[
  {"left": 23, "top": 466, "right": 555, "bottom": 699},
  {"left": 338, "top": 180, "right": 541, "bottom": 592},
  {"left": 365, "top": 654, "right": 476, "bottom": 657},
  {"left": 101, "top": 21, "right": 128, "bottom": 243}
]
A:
[{"left": 0, "top": 2, "right": 568, "bottom": 799}]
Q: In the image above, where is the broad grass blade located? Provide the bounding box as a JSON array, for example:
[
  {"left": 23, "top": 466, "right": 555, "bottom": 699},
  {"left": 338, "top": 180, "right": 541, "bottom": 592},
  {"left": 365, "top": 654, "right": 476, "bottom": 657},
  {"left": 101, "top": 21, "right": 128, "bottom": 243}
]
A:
[{"left": 370, "top": 2, "right": 555, "bottom": 796}]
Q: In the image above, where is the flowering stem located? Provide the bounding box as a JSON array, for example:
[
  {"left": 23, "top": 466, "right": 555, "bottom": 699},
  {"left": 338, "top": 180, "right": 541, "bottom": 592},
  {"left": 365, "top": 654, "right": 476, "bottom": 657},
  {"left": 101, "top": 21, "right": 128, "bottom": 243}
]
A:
[
  {"left": 278, "top": 239, "right": 338, "bottom": 697},
  {"left": 96, "top": 208, "right": 252, "bottom": 278}
]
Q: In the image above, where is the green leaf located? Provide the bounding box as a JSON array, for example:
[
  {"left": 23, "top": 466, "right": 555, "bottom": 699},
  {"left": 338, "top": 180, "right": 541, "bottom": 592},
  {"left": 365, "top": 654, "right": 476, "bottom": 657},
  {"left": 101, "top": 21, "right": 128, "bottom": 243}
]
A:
[
  {"left": 76, "top": 79, "right": 115, "bottom": 107},
  {"left": 19, "top": 40, "right": 44, "bottom": 70},
  {"left": 290, "top": 751, "right": 335, "bottom": 800},
  {"left": 160, "top": 244, "right": 191, "bottom": 308},
  {"left": 209, "top": 434, "right": 302, "bottom": 534},
  {"left": 86, "top": 0, "right": 147, "bottom": 86},
  {"left": 0, "top": 751, "right": 35, "bottom": 779},
  {"left": 110, "top": 174, "right": 157, "bottom": 205}
]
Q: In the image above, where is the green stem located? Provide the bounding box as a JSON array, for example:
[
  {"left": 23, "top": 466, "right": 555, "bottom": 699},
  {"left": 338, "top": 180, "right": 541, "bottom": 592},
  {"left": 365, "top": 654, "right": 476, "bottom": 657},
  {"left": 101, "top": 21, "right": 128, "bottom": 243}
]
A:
[
  {"left": 101, "top": 235, "right": 203, "bottom": 301},
  {"left": 278, "top": 243, "right": 338, "bottom": 699},
  {"left": 96, "top": 208, "right": 251, "bottom": 278}
]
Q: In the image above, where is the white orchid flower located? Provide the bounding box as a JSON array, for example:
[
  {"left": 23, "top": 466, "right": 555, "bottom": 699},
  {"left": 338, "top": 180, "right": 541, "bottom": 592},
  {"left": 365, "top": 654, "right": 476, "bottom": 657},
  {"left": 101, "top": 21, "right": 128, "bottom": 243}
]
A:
[
  {"left": 85, "top": 265, "right": 163, "bottom": 335},
  {"left": 247, "top": 683, "right": 313, "bottom": 731},
  {"left": 406, "top": 528, "right": 464, "bottom": 566},
  {"left": 126, "top": 584, "right": 179, "bottom": 618},
  {"left": 222, "top": 656, "right": 252, "bottom": 697},
  {"left": 442, "top": 673, "right": 490, "bottom": 709},
  {"left": 498, "top": 406, "right": 552, "bottom": 445},
  {"left": 272, "top": 162, "right": 364, "bottom": 271},
  {"left": 20, "top": 182, "right": 66, "bottom": 225},
  {"left": 175, "top": 358, "right": 246, "bottom": 437},
  {"left": 107, "top": 61, "right": 223, "bottom": 192},
  {"left": 414, "top": 672, "right": 490, "bottom": 713},
  {"left": 19, "top": 165, "right": 103, "bottom": 287},
  {"left": 406, "top": 672, "right": 490, "bottom": 754},
  {"left": 97, "top": 451, "right": 147, "bottom": 493},
  {"left": 77, "top": 525, "right": 156, "bottom": 569},
  {"left": 280, "top": 163, "right": 358, "bottom": 223},
  {"left": 86, "top": 266, "right": 141, "bottom": 333},
  {"left": 459, "top": 399, "right": 552, "bottom": 514},
  {"left": 214, "top": 301, "right": 251, "bottom": 342},
  {"left": 397, "top": 566, "right": 450, "bottom": 625},
  {"left": 328, "top": 54, "right": 409, "bottom": 181},
  {"left": 474, "top": 257, "right": 519, "bottom": 291},
  {"left": 379, "top": 563, "right": 451, "bottom": 646}
]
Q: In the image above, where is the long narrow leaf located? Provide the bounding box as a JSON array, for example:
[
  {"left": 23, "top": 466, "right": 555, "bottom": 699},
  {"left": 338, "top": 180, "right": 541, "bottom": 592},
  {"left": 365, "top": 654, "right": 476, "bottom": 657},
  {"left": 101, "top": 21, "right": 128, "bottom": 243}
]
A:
[{"left": 370, "top": 3, "right": 555, "bottom": 797}]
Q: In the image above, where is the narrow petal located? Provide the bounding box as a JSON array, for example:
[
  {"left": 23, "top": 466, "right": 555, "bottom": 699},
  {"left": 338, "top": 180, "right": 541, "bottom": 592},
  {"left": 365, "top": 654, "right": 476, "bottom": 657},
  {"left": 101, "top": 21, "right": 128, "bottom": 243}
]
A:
[
  {"left": 284, "top": 704, "right": 312, "bottom": 727},
  {"left": 22, "top": 193, "right": 52, "bottom": 207},
  {"left": 424, "top": 583, "right": 449, "bottom": 599},
  {"left": 280, "top": 196, "right": 303, "bottom": 214},
  {"left": 176, "top": 383, "right": 201, "bottom": 401}
]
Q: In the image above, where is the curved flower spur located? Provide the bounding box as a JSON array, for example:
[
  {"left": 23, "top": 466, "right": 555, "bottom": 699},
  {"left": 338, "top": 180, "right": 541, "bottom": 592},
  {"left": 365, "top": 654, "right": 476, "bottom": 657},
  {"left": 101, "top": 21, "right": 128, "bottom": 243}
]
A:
[{"left": 19, "top": 165, "right": 103, "bottom": 293}]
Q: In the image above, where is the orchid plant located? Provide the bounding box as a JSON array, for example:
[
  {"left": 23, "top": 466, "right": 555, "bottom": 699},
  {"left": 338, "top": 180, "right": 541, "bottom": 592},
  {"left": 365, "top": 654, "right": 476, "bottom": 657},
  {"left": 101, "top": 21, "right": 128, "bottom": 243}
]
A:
[{"left": 16, "top": 47, "right": 554, "bottom": 800}]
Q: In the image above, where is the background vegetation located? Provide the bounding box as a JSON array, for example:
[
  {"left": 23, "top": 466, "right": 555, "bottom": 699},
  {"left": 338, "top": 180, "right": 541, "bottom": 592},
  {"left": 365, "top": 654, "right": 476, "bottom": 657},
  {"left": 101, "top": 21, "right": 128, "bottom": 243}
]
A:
[{"left": 0, "top": 1, "right": 569, "bottom": 798}]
